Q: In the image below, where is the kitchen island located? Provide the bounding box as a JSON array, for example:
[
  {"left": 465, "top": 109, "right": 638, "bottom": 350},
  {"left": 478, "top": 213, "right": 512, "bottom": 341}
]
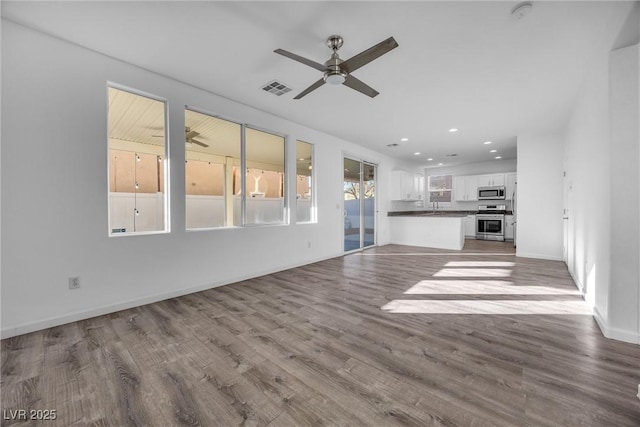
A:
[{"left": 388, "top": 211, "right": 468, "bottom": 250}]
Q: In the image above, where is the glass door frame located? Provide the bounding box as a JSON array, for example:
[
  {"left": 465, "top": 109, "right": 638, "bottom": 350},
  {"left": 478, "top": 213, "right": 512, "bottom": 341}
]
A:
[{"left": 342, "top": 154, "right": 378, "bottom": 253}]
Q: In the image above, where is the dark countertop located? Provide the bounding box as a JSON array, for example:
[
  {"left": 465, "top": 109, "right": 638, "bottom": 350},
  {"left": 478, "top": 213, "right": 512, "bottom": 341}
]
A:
[{"left": 388, "top": 210, "right": 513, "bottom": 217}]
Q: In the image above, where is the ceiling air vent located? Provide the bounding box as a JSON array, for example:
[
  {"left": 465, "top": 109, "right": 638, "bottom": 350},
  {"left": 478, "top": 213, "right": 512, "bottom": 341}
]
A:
[
  {"left": 386, "top": 143, "right": 400, "bottom": 147},
  {"left": 261, "top": 80, "right": 292, "bottom": 96},
  {"left": 446, "top": 153, "right": 458, "bottom": 157}
]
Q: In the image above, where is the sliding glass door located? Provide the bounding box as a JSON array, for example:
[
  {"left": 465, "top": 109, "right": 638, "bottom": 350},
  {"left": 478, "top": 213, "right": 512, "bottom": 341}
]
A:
[{"left": 343, "top": 157, "right": 377, "bottom": 252}]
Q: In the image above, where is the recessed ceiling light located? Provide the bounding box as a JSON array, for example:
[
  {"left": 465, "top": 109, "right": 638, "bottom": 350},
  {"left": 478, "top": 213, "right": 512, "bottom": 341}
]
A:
[
  {"left": 495, "top": 156, "right": 502, "bottom": 159},
  {"left": 414, "top": 152, "right": 421, "bottom": 155},
  {"left": 427, "top": 158, "right": 433, "bottom": 161},
  {"left": 449, "top": 128, "right": 458, "bottom": 133},
  {"left": 438, "top": 162, "right": 443, "bottom": 166},
  {"left": 490, "top": 149, "right": 497, "bottom": 153},
  {"left": 401, "top": 138, "right": 409, "bottom": 142},
  {"left": 298, "top": 158, "right": 305, "bottom": 161},
  {"left": 484, "top": 141, "right": 492, "bottom": 145}
]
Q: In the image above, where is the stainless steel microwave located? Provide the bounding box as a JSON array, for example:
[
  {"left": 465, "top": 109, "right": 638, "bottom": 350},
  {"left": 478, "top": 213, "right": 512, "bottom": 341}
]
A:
[{"left": 478, "top": 186, "right": 506, "bottom": 200}]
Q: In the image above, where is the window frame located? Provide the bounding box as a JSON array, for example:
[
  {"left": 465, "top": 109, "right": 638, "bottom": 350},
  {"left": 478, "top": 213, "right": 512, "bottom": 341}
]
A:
[
  {"left": 295, "top": 140, "right": 316, "bottom": 224},
  {"left": 184, "top": 106, "right": 243, "bottom": 230},
  {"left": 183, "top": 106, "right": 289, "bottom": 230},
  {"left": 427, "top": 174, "right": 453, "bottom": 203},
  {"left": 107, "top": 82, "right": 170, "bottom": 237},
  {"left": 243, "top": 124, "right": 289, "bottom": 227}
]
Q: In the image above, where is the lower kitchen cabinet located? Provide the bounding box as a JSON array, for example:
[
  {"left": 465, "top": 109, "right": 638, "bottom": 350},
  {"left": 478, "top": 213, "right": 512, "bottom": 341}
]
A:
[
  {"left": 505, "top": 214, "right": 514, "bottom": 240},
  {"left": 465, "top": 215, "right": 476, "bottom": 238}
]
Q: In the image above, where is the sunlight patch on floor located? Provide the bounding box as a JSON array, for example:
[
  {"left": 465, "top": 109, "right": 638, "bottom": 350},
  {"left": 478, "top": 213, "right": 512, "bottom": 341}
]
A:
[
  {"left": 381, "top": 300, "right": 591, "bottom": 315},
  {"left": 444, "top": 261, "right": 516, "bottom": 267},
  {"left": 403, "top": 280, "right": 580, "bottom": 295},
  {"left": 357, "top": 252, "right": 515, "bottom": 257},
  {"left": 434, "top": 268, "right": 512, "bottom": 277}
]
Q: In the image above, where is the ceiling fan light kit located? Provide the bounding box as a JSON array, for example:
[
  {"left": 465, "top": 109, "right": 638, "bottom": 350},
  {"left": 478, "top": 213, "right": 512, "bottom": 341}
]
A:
[{"left": 275, "top": 34, "right": 399, "bottom": 99}]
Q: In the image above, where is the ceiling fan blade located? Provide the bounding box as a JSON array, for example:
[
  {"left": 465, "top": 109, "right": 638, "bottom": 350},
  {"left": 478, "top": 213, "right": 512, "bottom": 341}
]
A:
[
  {"left": 186, "top": 130, "right": 199, "bottom": 139},
  {"left": 343, "top": 75, "right": 379, "bottom": 98},
  {"left": 294, "top": 78, "right": 326, "bottom": 99},
  {"left": 274, "top": 49, "right": 327, "bottom": 72},
  {"left": 190, "top": 139, "right": 209, "bottom": 148},
  {"left": 341, "top": 37, "right": 399, "bottom": 74}
]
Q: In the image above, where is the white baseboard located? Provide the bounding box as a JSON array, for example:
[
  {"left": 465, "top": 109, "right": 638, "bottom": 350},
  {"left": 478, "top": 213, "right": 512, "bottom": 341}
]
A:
[
  {"left": 569, "top": 272, "right": 639, "bottom": 344},
  {"left": 568, "top": 269, "right": 585, "bottom": 294},
  {"left": 515, "top": 251, "right": 563, "bottom": 261},
  {"left": 1, "top": 253, "right": 340, "bottom": 339},
  {"left": 593, "top": 306, "right": 640, "bottom": 344}
]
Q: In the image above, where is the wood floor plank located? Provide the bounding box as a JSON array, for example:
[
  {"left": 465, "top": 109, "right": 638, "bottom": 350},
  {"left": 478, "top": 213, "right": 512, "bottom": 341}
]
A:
[{"left": 2, "top": 241, "right": 639, "bottom": 426}]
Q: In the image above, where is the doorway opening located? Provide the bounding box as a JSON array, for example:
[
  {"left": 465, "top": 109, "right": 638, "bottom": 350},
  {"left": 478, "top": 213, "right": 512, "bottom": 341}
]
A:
[{"left": 343, "top": 157, "right": 377, "bottom": 252}]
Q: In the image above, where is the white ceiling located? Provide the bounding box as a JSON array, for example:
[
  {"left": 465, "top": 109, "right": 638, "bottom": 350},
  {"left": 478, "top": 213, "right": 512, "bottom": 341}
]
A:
[{"left": 2, "top": 1, "right": 634, "bottom": 167}]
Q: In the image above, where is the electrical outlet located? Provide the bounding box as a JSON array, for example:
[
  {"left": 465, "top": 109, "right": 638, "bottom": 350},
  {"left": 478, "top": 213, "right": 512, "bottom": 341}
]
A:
[{"left": 68, "top": 276, "right": 80, "bottom": 290}]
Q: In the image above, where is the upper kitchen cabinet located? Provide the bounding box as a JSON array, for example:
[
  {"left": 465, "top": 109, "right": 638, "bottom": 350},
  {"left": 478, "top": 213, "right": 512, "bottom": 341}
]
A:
[
  {"left": 454, "top": 175, "right": 479, "bottom": 201},
  {"left": 477, "top": 173, "right": 505, "bottom": 187},
  {"left": 391, "top": 170, "right": 423, "bottom": 200},
  {"left": 506, "top": 173, "right": 517, "bottom": 200}
]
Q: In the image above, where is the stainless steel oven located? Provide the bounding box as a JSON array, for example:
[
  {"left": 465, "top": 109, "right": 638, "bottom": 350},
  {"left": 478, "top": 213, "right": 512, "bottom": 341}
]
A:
[{"left": 476, "top": 204, "right": 506, "bottom": 241}]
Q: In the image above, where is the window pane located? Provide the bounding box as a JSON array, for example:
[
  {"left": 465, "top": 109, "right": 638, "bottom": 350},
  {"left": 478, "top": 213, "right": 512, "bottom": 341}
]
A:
[
  {"left": 185, "top": 109, "right": 241, "bottom": 229},
  {"left": 245, "top": 127, "right": 286, "bottom": 225},
  {"left": 108, "top": 87, "right": 167, "bottom": 235},
  {"left": 428, "top": 175, "right": 452, "bottom": 191},
  {"left": 363, "top": 163, "right": 376, "bottom": 247},
  {"left": 296, "top": 140, "right": 314, "bottom": 223},
  {"left": 428, "top": 174, "right": 452, "bottom": 202}
]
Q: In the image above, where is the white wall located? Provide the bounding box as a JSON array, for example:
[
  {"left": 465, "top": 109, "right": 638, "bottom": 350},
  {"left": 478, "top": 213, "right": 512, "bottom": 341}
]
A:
[
  {"left": 562, "top": 46, "right": 611, "bottom": 316},
  {"left": 0, "top": 21, "right": 403, "bottom": 337},
  {"left": 563, "top": 29, "right": 639, "bottom": 344},
  {"left": 609, "top": 43, "right": 639, "bottom": 341},
  {"left": 516, "top": 135, "right": 564, "bottom": 261}
]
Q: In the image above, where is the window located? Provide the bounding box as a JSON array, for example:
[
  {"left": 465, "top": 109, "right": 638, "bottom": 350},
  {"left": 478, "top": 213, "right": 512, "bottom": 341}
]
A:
[
  {"left": 185, "top": 109, "right": 241, "bottom": 229},
  {"left": 108, "top": 86, "right": 168, "bottom": 235},
  {"left": 296, "top": 140, "right": 314, "bottom": 223},
  {"left": 428, "top": 174, "right": 452, "bottom": 203},
  {"left": 244, "top": 127, "right": 286, "bottom": 225}
]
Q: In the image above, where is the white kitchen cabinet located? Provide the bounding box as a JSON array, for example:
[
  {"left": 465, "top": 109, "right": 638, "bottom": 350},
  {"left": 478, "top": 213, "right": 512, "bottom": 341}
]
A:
[
  {"left": 477, "top": 173, "right": 505, "bottom": 187},
  {"left": 391, "top": 170, "right": 423, "bottom": 200},
  {"left": 464, "top": 215, "right": 476, "bottom": 238},
  {"left": 454, "top": 175, "right": 479, "bottom": 201},
  {"left": 505, "top": 214, "right": 514, "bottom": 240},
  {"left": 506, "top": 172, "right": 517, "bottom": 200}
]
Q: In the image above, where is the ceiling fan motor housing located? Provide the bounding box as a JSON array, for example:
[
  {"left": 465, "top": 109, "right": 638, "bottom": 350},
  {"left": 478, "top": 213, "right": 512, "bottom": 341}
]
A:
[{"left": 324, "top": 53, "right": 346, "bottom": 85}]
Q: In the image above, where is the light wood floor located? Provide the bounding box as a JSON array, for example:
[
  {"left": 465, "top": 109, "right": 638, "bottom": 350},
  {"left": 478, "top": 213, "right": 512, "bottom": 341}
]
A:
[{"left": 2, "top": 241, "right": 639, "bottom": 426}]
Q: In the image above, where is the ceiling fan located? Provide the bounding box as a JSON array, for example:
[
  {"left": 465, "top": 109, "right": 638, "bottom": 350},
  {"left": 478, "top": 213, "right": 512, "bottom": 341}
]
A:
[
  {"left": 152, "top": 127, "right": 209, "bottom": 147},
  {"left": 275, "top": 35, "right": 399, "bottom": 99},
  {"left": 185, "top": 127, "right": 208, "bottom": 148}
]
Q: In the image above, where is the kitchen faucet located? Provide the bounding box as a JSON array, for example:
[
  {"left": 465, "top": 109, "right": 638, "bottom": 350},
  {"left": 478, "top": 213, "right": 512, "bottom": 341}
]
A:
[{"left": 432, "top": 201, "right": 439, "bottom": 212}]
